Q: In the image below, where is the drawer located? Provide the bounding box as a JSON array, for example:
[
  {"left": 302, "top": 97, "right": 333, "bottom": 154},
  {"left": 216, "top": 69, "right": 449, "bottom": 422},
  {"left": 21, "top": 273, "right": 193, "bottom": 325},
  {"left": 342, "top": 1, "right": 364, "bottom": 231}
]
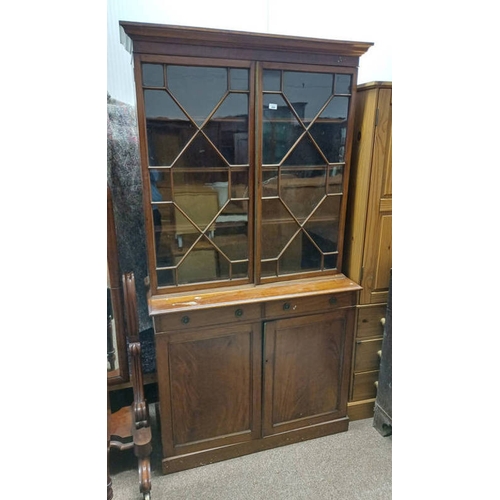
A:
[
  {"left": 351, "top": 371, "right": 379, "bottom": 401},
  {"left": 356, "top": 305, "right": 387, "bottom": 339},
  {"left": 154, "top": 303, "right": 262, "bottom": 333},
  {"left": 264, "top": 292, "right": 355, "bottom": 319},
  {"left": 354, "top": 338, "right": 383, "bottom": 372}
]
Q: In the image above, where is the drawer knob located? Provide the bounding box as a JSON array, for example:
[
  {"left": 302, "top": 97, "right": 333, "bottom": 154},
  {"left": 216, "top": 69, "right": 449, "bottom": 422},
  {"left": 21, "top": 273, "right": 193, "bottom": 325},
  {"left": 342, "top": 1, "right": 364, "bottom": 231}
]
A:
[
  {"left": 380, "top": 317, "right": 386, "bottom": 326},
  {"left": 377, "top": 350, "right": 382, "bottom": 359},
  {"left": 329, "top": 296, "right": 337, "bottom": 305},
  {"left": 235, "top": 308, "right": 244, "bottom": 317},
  {"left": 181, "top": 315, "right": 190, "bottom": 324},
  {"left": 283, "top": 302, "right": 291, "bottom": 311}
]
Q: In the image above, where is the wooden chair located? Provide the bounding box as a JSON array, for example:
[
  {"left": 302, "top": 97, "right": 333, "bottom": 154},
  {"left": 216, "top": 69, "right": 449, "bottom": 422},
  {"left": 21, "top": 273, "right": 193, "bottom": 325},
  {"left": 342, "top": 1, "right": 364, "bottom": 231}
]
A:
[{"left": 108, "top": 272, "right": 152, "bottom": 500}]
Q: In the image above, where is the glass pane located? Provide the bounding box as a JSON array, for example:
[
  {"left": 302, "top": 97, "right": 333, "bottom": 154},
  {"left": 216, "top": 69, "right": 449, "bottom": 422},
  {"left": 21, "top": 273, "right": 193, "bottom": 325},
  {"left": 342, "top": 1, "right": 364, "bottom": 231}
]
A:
[
  {"left": 174, "top": 189, "right": 219, "bottom": 235},
  {"left": 144, "top": 90, "right": 195, "bottom": 166},
  {"left": 335, "top": 74, "right": 352, "bottom": 94},
  {"left": 280, "top": 169, "right": 326, "bottom": 222},
  {"left": 304, "top": 220, "right": 339, "bottom": 252},
  {"left": 174, "top": 133, "right": 227, "bottom": 168},
  {"left": 176, "top": 241, "right": 220, "bottom": 284},
  {"left": 321, "top": 96, "right": 349, "bottom": 120},
  {"left": 263, "top": 69, "right": 281, "bottom": 91},
  {"left": 283, "top": 71, "right": 333, "bottom": 122},
  {"left": 309, "top": 97, "right": 349, "bottom": 164},
  {"left": 262, "top": 94, "right": 303, "bottom": 165},
  {"left": 230, "top": 68, "right": 249, "bottom": 90},
  {"left": 203, "top": 93, "right": 249, "bottom": 165},
  {"left": 261, "top": 199, "right": 298, "bottom": 259},
  {"left": 142, "top": 63, "right": 164, "bottom": 87},
  {"left": 312, "top": 195, "right": 341, "bottom": 219},
  {"left": 324, "top": 253, "right": 338, "bottom": 269},
  {"left": 167, "top": 66, "right": 227, "bottom": 125},
  {"left": 327, "top": 166, "right": 344, "bottom": 194},
  {"left": 283, "top": 135, "right": 326, "bottom": 167},
  {"left": 301, "top": 232, "right": 326, "bottom": 270},
  {"left": 213, "top": 232, "right": 248, "bottom": 262},
  {"left": 262, "top": 169, "right": 279, "bottom": 197},
  {"left": 157, "top": 268, "right": 175, "bottom": 287},
  {"left": 231, "top": 261, "right": 248, "bottom": 278},
  {"left": 279, "top": 232, "right": 307, "bottom": 274},
  {"left": 231, "top": 170, "right": 249, "bottom": 199},
  {"left": 154, "top": 203, "right": 176, "bottom": 267},
  {"left": 261, "top": 260, "right": 277, "bottom": 277},
  {"left": 150, "top": 169, "right": 172, "bottom": 202}
]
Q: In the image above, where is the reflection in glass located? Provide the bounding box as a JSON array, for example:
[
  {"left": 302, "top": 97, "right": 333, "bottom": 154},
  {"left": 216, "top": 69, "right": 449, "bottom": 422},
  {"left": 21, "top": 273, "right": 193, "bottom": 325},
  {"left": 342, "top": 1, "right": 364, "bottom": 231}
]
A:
[
  {"left": 283, "top": 136, "right": 325, "bottom": 167},
  {"left": 261, "top": 199, "right": 297, "bottom": 259},
  {"left": 309, "top": 97, "right": 349, "bottom": 163},
  {"left": 262, "top": 94, "right": 303, "bottom": 165},
  {"left": 174, "top": 133, "right": 227, "bottom": 168},
  {"left": 279, "top": 232, "right": 308, "bottom": 274},
  {"left": 177, "top": 240, "right": 222, "bottom": 284},
  {"left": 230, "top": 68, "right": 249, "bottom": 90},
  {"left": 150, "top": 169, "right": 172, "bottom": 202},
  {"left": 262, "top": 169, "right": 279, "bottom": 197},
  {"left": 280, "top": 170, "right": 326, "bottom": 222},
  {"left": 263, "top": 69, "right": 281, "bottom": 91},
  {"left": 145, "top": 90, "right": 195, "bottom": 166},
  {"left": 327, "top": 166, "right": 344, "bottom": 194},
  {"left": 143, "top": 63, "right": 164, "bottom": 87},
  {"left": 283, "top": 71, "right": 333, "bottom": 122},
  {"left": 167, "top": 66, "right": 227, "bottom": 125},
  {"left": 304, "top": 220, "right": 339, "bottom": 252},
  {"left": 203, "top": 93, "right": 249, "bottom": 165},
  {"left": 335, "top": 74, "right": 352, "bottom": 94},
  {"left": 261, "top": 260, "right": 277, "bottom": 277}
]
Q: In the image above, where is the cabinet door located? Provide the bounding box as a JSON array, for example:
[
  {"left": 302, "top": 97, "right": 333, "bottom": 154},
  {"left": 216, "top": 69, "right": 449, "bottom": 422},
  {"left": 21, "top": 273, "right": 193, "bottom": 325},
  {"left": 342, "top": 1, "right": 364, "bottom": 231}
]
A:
[
  {"left": 156, "top": 322, "right": 262, "bottom": 457},
  {"left": 361, "top": 87, "right": 392, "bottom": 304},
  {"left": 259, "top": 67, "right": 354, "bottom": 282},
  {"left": 262, "top": 309, "right": 354, "bottom": 436}
]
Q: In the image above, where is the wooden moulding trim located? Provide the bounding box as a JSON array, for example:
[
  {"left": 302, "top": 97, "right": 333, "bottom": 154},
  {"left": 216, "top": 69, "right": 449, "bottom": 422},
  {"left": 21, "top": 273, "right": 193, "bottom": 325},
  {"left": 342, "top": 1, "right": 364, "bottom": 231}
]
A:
[
  {"left": 119, "top": 21, "right": 373, "bottom": 59},
  {"left": 148, "top": 274, "right": 362, "bottom": 315},
  {"left": 357, "top": 81, "right": 393, "bottom": 91}
]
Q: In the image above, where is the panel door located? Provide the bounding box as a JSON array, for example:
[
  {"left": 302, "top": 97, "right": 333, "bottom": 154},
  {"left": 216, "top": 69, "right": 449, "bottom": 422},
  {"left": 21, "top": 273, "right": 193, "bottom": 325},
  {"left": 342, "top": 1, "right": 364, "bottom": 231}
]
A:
[
  {"left": 360, "top": 88, "right": 392, "bottom": 304},
  {"left": 156, "top": 321, "right": 262, "bottom": 457},
  {"left": 262, "top": 309, "right": 354, "bottom": 436}
]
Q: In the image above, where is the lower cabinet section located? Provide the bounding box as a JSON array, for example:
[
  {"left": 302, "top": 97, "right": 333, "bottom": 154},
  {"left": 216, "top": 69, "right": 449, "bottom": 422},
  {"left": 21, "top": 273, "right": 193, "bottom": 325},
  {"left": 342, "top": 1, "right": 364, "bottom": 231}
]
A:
[{"left": 153, "top": 289, "right": 357, "bottom": 474}]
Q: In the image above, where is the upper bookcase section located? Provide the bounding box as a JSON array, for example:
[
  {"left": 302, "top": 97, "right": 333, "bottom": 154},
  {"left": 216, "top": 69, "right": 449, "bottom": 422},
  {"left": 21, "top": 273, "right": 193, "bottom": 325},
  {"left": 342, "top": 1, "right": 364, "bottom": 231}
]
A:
[{"left": 119, "top": 22, "right": 373, "bottom": 68}]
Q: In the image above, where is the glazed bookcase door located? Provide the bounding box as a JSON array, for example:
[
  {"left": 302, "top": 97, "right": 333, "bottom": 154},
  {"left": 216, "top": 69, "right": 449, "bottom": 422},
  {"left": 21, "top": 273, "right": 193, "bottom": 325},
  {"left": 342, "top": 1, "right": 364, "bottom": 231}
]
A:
[
  {"left": 257, "top": 64, "right": 356, "bottom": 283},
  {"left": 138, "top": 58, "right": 255, "bottom": 292},
  {"left": 134, "top": 56, "right": 357, "bottom": 294}
]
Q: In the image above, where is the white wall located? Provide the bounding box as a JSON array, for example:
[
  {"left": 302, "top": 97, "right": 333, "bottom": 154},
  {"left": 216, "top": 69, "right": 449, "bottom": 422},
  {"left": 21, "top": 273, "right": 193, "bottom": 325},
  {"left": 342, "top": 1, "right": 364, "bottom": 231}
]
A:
[{"left": 107, "top": 0, "right": 392, "bottom": 105}]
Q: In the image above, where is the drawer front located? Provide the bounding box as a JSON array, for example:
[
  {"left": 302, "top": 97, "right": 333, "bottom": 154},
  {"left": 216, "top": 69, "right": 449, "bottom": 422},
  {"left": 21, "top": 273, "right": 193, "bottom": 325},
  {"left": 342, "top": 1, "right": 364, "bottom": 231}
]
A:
[
  {"left": 354, "top": 338, "right": 383, "bottom": 372},
  {"left": 264, "top": 292, "right": 355, "bottom": 319},
  {"left": 351, "top": 371, "right": 379, "bottom": 401},
  {"left": 154, "top": 303, "right": 262, "bottom": 333},
  {"left": 356, "top": 305, "right": 387, "bottom": 339}
]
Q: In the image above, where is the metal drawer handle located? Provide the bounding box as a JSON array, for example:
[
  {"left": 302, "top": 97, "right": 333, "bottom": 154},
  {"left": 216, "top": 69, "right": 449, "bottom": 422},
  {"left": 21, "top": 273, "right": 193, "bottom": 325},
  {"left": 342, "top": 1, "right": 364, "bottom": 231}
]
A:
[
  {"left": 181, "top": 315, "right": 190, "bottom": 324},
  {"left": 283, "top": 302, "right": 291, "bottom": 311},
  {"left": 235, "top": 308, "right": 244, "bottom": 317},
  {"left": 329, "top": 296, "right": 337, "bottom": 305}
]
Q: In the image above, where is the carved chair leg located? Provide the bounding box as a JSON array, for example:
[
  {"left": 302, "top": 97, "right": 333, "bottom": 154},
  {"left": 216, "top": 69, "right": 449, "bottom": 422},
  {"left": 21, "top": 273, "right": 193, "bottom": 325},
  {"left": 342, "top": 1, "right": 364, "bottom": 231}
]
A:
[{"left": 138, "top": 457, "right": 152, "bottom": 498}]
